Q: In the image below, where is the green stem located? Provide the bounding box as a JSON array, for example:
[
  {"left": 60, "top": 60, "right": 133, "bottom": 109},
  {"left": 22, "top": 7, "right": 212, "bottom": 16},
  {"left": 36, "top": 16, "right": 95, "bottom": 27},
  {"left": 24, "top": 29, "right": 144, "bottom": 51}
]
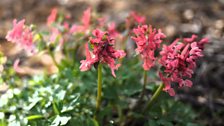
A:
[
  {"left": 139, "top": 70, "right": 147, "bottom": 100},
  {"left": 143, "top": 83, "right": 164, "bottom": 113},
  {"left": 117, "top": 105, "right": 123, "bottom": 125},
  {"left": 26, "top": 115, "right": 44, "bottom": 120},
  {"left": 95, "top": 63, "right": 103, "bottom": 119},
  {"left": 48, "top": 50, "right": 60, "bottom": 69}
]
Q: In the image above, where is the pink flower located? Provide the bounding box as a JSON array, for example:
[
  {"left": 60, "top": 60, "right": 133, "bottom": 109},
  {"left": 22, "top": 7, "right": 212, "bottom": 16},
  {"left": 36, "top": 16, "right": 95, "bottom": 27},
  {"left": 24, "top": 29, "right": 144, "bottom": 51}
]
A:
[
  {"left": 6, "top": 19, "right": 25, "bottom": 42},
  {"left": 126, "top": 11, "right": 146, "bottom": 28},
  {"left": 159, "top": 72, "right": 175, "bottom": 96},
  {"left": 198, "top": 37, "right": 209, "bottom": 50},
  {"left": 6, "top": 19, "right": 34, "bottom": 53},
  {"left": 97, "top": 17, "right": 107, "bottom": 28},
  {"left": 47, "top": 8, "right": 58, "bottom": 26},
  {"left": 20, "top": 28, "right": 34, "bottom": 52},
  {"left": 107, "top": 22, "right": 119, "bottom": 38},
  {"left": 70, "top": 7, "right": 91, "bottom": 34},
  {"left": 159, "top": 35, "right": 207, "bottom": 96},
  {"left": 131, "top": 25, "right": 166, "bottom": 71},
  {"left": 130, "top": 11, "right": 146, "bottom": 24},
  {"left": 63, "top": 22, "right": 70, "bottom": 30},
  {"left": 13, "top": 59, "right": 24, "bottom": 73},
  {"left": 49, "top": 28, "right": 64, "bottom": 47},
  {"left": 80, "top": 29, "right": 126, "bottom": 77},
  {"left": 80, "top": 43, "right": 97, "bottom": 71},
  {"left": 81, "top": 7, "right": 91, "bottom": 28}
]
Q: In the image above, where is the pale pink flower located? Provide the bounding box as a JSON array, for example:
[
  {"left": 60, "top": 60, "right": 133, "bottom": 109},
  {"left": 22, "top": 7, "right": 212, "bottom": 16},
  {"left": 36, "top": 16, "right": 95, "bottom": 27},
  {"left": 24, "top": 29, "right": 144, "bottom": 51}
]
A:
[
  {"left": 47, "top": 8, "right": 58, "bottom": 26},
  {"left": 13, "top": 59, "right": 24, "bottom": 73},
  {"left": 81, "top": 7, "right": 91, "bottom": 28},
  {"left": 70, "top": 7, "right": 91, "bottom": 34},
  {"left": 107, "top": 22, "right": 119, "bottom": 38},
  {"left": 49, "top": 28, "right": 64, "bottom": 48},
  {"left": 6, "top": 19, "right": 34, "bottom": 53},
  {"left": 97, "top": 17, "right": 107, "bottom": 28},
  {"left": 130, "top": 11, "right": 146, "bottom": 24},
  {"left": 126, "top": 11, "right": 146, "bottom": 28},
  {"left": 6, "top": 19, "right": 25, "bottom": 43}
]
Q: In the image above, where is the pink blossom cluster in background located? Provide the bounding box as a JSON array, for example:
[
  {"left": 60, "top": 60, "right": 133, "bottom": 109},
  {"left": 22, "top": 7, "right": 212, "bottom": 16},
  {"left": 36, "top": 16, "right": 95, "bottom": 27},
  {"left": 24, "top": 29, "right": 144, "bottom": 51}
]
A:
[
  {"left": 47, "top": 8, "right": 58, "bottom": 26},
  {"left": 47, "top": 7, "right": 92, "bottom": 48},
  {"left": 70, "top": 7, "right": 91, "bottom": 34},
  {"left": 6, "top": 19, "right": 34, "bottom": 53}
]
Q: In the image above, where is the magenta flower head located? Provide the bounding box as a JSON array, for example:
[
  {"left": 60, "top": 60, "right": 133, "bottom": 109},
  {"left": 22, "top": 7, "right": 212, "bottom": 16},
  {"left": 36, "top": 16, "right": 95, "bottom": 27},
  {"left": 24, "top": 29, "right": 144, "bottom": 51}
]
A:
[
  {"left": 131, "top": 25, "right": 166, "bottom": 71},
  {"left": 6, "top": 19, "right": 34, "bottom": 53},
  {"left": 159, "top": 35, "right": 208, "bottom": 96},
  {"left": 80, "top": 29, "right": 126, "bottom": 77}
]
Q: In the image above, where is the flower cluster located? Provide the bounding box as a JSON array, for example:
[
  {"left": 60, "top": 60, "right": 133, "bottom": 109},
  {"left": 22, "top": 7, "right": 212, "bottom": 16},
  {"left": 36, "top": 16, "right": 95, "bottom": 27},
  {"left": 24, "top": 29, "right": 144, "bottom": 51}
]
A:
[
  {"left": 126, "top": 11, "right": 146, "bottom": 29},
  {"left": 126, "top": 11, "right": 146, "bottom": 25},
  {"left": 159, "top": 35, "right": 208, "bottom": 96},
  {"left": 107, "top": 22, "right": 120, "bottom": 38},
  {"left": 47, "top": 8, "right": 69, "bottom": 48},
  {"left": 131, "top": 25, "right": 166, "bottom": 71},
  {"left": 130, "top": 11, "right": 146, "bottom": 24},
  {"left": 5, "top": 7, "right": 208, "bottom": 97},
  {"left": 70, "top": 7, "right": 91, "bottom": 34},
  {"left": 80, "top": 29, "right": 126, "bottom": 77},
  {"left": 46, "top": 7, "right": 91, "bottom": 48},
  {"left": 6, "top": 19, "right": 34, "bottom": 53}
]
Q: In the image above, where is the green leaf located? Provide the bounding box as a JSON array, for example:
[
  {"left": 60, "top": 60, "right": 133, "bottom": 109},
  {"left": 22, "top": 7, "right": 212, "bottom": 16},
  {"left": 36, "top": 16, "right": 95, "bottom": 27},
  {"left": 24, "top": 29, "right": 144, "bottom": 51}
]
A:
[
  {"left": 91, "top": 119, "right": 99, "bottom": 126},
  {"left": 187, "top": 123, "right": 201, "bottom": 126},
  {"left": 27, "top": 115, "right": 44, "bottom": 121},
  {"left": 52, "top": 101, "right": 60, "bottom": 115},
  {"left": 147, "top": 119, "right": 157, "bottom": 126},
  {"left": 51, "top": 115, "right": 71, "bottom": 126}
]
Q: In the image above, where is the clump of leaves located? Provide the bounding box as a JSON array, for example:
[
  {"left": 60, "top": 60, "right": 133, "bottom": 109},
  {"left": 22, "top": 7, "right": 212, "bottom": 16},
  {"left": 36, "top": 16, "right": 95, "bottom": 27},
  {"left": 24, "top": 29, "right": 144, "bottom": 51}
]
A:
[{"left": 0, "top": 58, "right": 199, "bottom": 126}]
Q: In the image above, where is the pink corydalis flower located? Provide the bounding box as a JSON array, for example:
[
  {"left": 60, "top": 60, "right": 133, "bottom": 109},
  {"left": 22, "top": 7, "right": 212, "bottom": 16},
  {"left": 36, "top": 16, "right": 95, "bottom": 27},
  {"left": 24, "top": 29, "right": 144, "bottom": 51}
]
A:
[
  {"left": 49, "top": 28, "right": 64, "bottom": 47},
  {"left": 97, "top": 17, "right": 107, "bottom": 28},
  {"left": 80, "top": 29, "right": 126, "bottom": 77},
  {"left": 13, "top": 59, "right": 24, "bottom": 73},
  {"left": 47, "top": 8, "right": 58, "bottom": 26},
  {"left": 6, "top": 19, "right": 25, "bottom": 43},
  {"left": 159, "top": 35, "right": 208, "bottom": 96},
  {"left": 126, "top": 11, "right": 146, "bottom": 28},
  {"left": 131, "top": 25, "right": 166, "bottom": 71},
  {"left": 81, "top": 7, "right": 91, "bottom": 28},
  {"left": 6, "top": 19, "right": 34, "bottom": 53},
  {"left": 130, "top": 11, "right": 146, "bottom": 24},
  {"left": 70, "top": 7, "right": 91, "bottom": 34},
  {"left": 107, "top": 22, "right": 120, "bottom": 38}
]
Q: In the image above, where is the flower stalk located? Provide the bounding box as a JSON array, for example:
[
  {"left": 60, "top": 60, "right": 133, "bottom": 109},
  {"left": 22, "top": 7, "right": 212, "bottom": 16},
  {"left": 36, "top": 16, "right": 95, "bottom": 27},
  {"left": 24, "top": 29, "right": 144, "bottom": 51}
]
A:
[
  {"left": 95, "top": 63, "right": 103, "bottom": 118},
  {"left": 139, "top": 70, "right": 147, "bottom": 100},
  {"left": 143, "top": 83, "right": 164, "bottom": 113},
  {"left": 48, "top": 49, "right": 60, "bottom": 69}
]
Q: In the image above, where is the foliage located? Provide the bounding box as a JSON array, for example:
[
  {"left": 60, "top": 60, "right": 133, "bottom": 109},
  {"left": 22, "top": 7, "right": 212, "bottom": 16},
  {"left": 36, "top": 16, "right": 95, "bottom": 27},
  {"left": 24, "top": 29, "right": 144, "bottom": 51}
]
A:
[{"left": 0, "top": 57, "right": 200, "bottom": 126}]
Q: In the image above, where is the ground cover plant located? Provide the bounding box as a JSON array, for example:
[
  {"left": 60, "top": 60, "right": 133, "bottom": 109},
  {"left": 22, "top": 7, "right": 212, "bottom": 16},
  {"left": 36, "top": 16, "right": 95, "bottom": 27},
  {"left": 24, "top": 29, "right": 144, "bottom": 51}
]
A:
[{"left": 0, "top": 7, "right": 208, "bottom": 126}]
